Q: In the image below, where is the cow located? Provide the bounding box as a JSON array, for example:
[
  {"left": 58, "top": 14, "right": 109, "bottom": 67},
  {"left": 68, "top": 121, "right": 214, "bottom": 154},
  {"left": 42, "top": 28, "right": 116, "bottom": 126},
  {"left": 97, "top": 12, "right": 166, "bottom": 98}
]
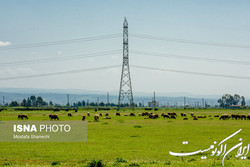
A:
[
  {"left": 162, "top": 114, "right": 170, "bottom": 119},
  {"left": 214, "top": 115, "right": 219, "bottom": 117},
  {"left": 247, "top": 115, "right": 250, "bottom": 120},
  {"left": 99, "top": 113, "right": 103, "bottom": 116},
  {"left": 193, "top": 117, "right": 198, "bottom": 120},
  {"left": 104, "top": 117, "right": 111, "bottom": 119},
  {"left": 168, "top": 112, "right": 177, "bottom": 116},
  {"left": 170, "top": 115, "right": 176, "bottom": 119},
  {"left": 219, "top": 114, "right": 230, "bottom": 120},
  {"left": 87, "top": 112, "right": 90, "bottom": 116},
  {"left": 68, "top": 113, "right": 72, "bottom": 117},
  {"left": 139, "top": 113, "right": 141, "bottom": 116},
  {"left": 94, "top": 115, "right": 99, "bottom": 121},
  {"left": 18, "top": 114, "right": 28, "bottom": 120},
  {"left": 116, "top": 113, "right": 121, "bottom": 116},
  {"left": 82, "top": 115, "right": 86, "bottom": 121},
  {"left": 181, "top": 113, "right": 186, "bottom": 117},
  {"left": 105, "top": 113, "right": 109, "bottom": 117},
  {"left": 240, "top": 114, "right": 246, "bottom": 120},
  {"left": 197, "top": 116, "right": 206, "bottom": 118},
  {"left": 183, "top": 118, "right": 188, "bottom": 120},
  {"left": 18, "top": 115, "right": 23, "bottom": 119},
  {"left": 129, "top": 113, "right": 136, "bottom": 116},
  {"left": 75, "top": 109, "right": 78, "bottom": 113},
  {"left": 49, "top": 114, "right": 59, "bottom": 120},
  {"left": 190, "top": 112, "right": 194, "bottom": 117},
  {"left": 142, "top": 112, "right": 149, "bottom": 116},
  {"left": 149, "top": 114, "right": 159, "bottom": 119}
]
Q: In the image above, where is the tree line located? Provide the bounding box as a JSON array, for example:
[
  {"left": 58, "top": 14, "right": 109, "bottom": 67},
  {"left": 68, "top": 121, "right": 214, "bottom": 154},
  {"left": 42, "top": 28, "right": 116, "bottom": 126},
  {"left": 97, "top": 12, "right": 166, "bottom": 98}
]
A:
[{"left": 217, "top": 94, "right": 246, "bottom": 108}]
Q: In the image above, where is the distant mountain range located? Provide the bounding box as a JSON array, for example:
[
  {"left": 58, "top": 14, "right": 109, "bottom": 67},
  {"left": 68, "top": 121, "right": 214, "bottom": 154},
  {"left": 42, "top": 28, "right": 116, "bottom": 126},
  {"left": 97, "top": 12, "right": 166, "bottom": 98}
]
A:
[{"left": 0, "top": 87, "right": 220, "bottom": 106}]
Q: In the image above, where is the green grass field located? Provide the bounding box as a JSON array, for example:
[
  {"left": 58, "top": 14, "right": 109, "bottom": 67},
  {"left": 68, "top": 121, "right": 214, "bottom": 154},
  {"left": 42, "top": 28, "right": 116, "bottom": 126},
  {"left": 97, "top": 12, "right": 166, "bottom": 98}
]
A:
[{"left": 0, "top": 108, "right": 250, "bottom": 167}]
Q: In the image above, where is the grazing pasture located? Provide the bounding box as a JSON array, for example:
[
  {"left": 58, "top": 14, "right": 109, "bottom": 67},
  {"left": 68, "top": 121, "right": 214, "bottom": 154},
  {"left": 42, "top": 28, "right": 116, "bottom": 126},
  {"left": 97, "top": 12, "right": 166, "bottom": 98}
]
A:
[{"left": 0, "top": 108, "right": 250, "bottom": 166}]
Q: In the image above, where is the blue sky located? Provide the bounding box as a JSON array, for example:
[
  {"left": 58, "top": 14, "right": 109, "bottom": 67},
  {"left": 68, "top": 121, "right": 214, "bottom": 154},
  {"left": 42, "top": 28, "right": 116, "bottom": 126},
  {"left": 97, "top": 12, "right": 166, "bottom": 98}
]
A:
[{"left": 0, "top": 0, "right": 250, "bottom": 96}]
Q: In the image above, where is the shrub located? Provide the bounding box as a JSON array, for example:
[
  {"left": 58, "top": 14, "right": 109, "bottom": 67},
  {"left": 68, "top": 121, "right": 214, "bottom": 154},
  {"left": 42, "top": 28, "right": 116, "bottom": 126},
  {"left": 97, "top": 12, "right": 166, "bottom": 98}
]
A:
[
  {"left": 128, "top": 162, "right": 140, "bottom": 167},
  {"left": 164, "top": 160, "right": 171, "bottom": 165},
  {"left": 87, "top": 159, "right": 105, "bottom": 167},
  {"left": 51, "top": 161, "right": 60, "bottom": 166},
  {"left": 133, "top": 125, "right": 142, "bottom": 128},
  {"left": 114, "top": 157, "right": 127, "bottom": 163}
]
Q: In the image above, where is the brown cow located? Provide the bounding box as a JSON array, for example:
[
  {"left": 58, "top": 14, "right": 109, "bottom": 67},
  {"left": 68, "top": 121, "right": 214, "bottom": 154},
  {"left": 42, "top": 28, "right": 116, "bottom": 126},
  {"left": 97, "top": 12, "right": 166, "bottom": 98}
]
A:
[
  {"left": 105, "top": 113, "right": 109, "bottom": 116},
  {"left": 170, "top": 115, "right": 176, "bottom": 119},
  {"left": 116, "top": 113, "right": 120, "bottom": 116},
  {"left": 240, "top": 114, "right": 247, "bottom": 120},
  {"left": 197, "top": 116, "right": 206, "bottom": 118},
  {"left": 162, "top": 114, "right": 170, "bottom": 119},
  {"left": 129, "top": 113, "right": 136, "bottom": 116},
  {"left": 18, "top": 114, "right": 28, "bottom": 120},
  {"left": 181, "top": 113, "right": 186, "bottom": 117},
  {"left": 82, "top": 115, "right": 86, "bottom": 121},
  {"left": 68, "top": 113, "right": 72, "bottom": 117},
  {"left": 149, "top": 114, "right": 159, "bottom": 119},
  {"left": 94, "top": 115, "right": 99, "bottom": 121},
  {"left": 49, "top": 114, "right": 59, "bottom": 120},
  {"left": 219, "top": 114, "right": 230, "bottom": 120},
  {"left": 168, "top": 112, "right": 177, "bottom": 116}
]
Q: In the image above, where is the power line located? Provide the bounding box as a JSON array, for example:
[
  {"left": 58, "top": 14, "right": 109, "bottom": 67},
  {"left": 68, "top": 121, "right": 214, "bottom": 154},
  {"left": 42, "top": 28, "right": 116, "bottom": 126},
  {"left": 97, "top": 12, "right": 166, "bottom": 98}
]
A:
[
  {"left": 131, "top": 50, "right": 250, "bottom": 65},
  {"left": 130, "top": 33, "right": 250, "bottom": 49},
  {"left": 0, "top": 50, "right": 121, "bottom": 66},
  {"left": 0, "top": 65, "right": 120, "bottom": 81},
  {"left": 131, "top": 65, "right": 250, "bottom": 80},
  {"left": 0, "top": 34, "right": 122, "bottom": 50}
]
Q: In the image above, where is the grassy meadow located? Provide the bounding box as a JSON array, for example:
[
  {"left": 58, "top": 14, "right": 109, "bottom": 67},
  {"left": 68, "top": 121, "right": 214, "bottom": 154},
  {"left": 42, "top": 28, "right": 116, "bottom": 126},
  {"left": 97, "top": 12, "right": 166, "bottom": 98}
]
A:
[{"left": 0, "top": 108, "right": 250, "bottom": 167}]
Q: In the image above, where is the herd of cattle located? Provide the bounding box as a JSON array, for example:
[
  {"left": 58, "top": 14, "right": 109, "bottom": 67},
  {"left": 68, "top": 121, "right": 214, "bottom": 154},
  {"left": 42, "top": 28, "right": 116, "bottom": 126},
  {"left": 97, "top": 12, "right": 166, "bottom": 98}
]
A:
[{"left": 17, "top": 111, "right": 250, "bottom": 121}]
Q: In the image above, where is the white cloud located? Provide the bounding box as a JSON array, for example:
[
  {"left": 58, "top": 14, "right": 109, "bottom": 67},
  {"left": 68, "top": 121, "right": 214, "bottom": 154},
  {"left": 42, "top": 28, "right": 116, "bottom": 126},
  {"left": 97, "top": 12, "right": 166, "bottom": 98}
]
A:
[
  {"left": 0, "top": 41, "right": 11, "bottom": 47},
  {"left": 57, "top": 51, "right": 62, "bottom": 55}
]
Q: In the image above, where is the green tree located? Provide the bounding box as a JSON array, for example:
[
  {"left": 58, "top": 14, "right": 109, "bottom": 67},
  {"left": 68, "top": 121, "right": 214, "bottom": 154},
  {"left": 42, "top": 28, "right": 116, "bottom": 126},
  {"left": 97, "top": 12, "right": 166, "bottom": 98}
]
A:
[
  {"left": 30, "top": 95, "right": 37, "bottom": 107},
  {"left": 241, "top": 96, "right": 246, "bottom": 106},
  {"left": 36, "top": 96, "right": 44, "bottom": 106},
  {"left": 21, "top": 99, "right": 27, "bottom": 107},
  {"left": 218, "top": 94, "right": 245, "bottom": 108},
  {"left": 233, "top": 94, "right": 241, "bottom": 105},
  {"left": 9, "top": 101, "right": 19, "bottom": 107},
  {"left": 49, "top": 101, "right": 53, "bottom": 106}
]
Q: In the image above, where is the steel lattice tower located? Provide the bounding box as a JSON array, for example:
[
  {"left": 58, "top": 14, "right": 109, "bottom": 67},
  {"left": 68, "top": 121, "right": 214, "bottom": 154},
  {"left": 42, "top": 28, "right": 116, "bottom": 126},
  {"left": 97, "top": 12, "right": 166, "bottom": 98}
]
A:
[{"left": 118, "top": 18, "right": 134, "bottom": 107}]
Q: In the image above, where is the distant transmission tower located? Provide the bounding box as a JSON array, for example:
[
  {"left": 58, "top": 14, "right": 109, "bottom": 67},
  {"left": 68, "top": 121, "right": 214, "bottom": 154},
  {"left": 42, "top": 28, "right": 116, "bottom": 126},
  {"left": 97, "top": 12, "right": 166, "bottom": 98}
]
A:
[{"left": 118, "top": 18, "right": 134, "bottom": 108}]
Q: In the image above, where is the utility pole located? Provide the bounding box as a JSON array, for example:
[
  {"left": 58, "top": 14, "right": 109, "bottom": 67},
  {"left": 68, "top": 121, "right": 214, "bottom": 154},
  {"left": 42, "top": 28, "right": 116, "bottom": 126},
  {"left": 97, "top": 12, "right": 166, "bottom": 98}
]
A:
[
  {"left": 118, "top": 17, "right": 134, "bottom": 108},
  {"left": 107, "top": 93, "right": 109, "bottom": 106},
  {"left": 67, "top": 94, "right": 69, "bottom": 108},
  {"left": 184, "top": 96, "right": 186, "bottom": 108},
  {"left": 153, "top": 92, "right": 156, "bottom": 109},
  {"left": 202, "top": 98, "right": 205, "bottom": 109},
  {"left": 3, "top": 96, "right": 5, "bottom": 106}
]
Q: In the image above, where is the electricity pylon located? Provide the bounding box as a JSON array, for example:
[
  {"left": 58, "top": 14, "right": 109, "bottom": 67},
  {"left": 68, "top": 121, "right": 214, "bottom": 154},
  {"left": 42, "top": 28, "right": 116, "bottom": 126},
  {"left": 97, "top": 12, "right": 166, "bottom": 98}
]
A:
[{"left": 118, "top": 18, "right": 134, "bottom": 108}]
